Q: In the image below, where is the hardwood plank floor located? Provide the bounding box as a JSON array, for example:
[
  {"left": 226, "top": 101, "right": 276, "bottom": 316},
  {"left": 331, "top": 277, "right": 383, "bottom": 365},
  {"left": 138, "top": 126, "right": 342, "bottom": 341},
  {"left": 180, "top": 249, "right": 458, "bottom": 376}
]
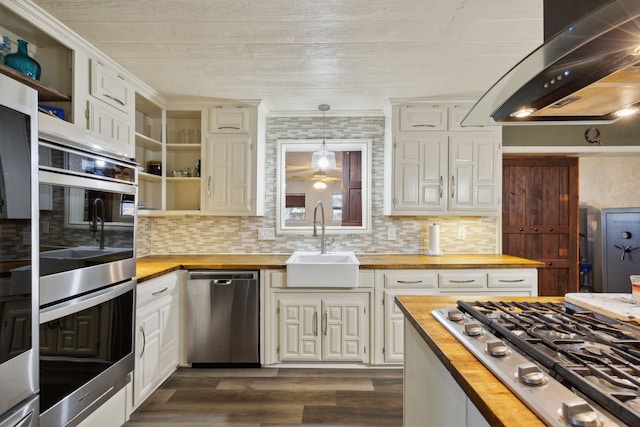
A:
[{"left": 125, "top": 368, "right": 403, "bottom": 427}]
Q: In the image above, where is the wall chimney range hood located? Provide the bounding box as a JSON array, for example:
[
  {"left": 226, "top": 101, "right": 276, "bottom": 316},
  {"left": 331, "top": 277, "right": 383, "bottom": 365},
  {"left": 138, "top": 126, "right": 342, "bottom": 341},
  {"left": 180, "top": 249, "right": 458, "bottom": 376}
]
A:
[{"left": 463, "top": 0, "right": 640, "bottom": 126}]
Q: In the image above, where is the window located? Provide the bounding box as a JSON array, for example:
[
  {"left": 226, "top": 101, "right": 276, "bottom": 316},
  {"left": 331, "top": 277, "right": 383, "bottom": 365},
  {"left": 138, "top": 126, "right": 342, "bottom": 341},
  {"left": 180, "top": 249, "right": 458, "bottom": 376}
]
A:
[{"left": 285, "top": 193, "right": 306, "bottom": 222}]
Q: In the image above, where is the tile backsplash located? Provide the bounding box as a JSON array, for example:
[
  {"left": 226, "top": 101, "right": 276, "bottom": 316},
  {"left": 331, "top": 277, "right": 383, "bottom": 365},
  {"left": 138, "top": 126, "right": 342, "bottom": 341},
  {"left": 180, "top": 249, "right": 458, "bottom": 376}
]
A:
[{"left": 137, "top": 115, "right": 498, "bottom": 256}]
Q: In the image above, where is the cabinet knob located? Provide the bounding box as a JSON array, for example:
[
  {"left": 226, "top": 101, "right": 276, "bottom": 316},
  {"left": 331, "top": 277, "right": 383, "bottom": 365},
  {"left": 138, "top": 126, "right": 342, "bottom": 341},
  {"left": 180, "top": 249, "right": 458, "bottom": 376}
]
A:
[
  {"left": 549, "top": 227, "right": 554, "bottom": 232},
  {"left": 548, "top": 262, "right": 553, "bottom": 266},
  {"left": 532, "top": 227, "right": 538, "bottom": 232},
  {"left": 519, "top": 227, "right": 523, "bottom": 232}
]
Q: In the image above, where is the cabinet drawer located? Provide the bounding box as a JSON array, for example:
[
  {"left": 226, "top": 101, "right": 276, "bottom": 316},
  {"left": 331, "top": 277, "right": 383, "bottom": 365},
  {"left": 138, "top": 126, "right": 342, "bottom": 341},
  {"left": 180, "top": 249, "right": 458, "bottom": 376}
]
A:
[
  {"left": 383, "top": 271, "right": 437, "bottom": 289},
  {"left": 399, "top": 105, "right": 447, "bottom": 131},
  {"left": 90, "top": 59, "right": 131, "bottom": 113},
  {"left": 209, "top": 107, "right": 249, "bottom": 133},
  {"left": 438, "top": 272, "right": 486, "bottom": 288},
  {"left": 487, "top": 270, "right": 537, "bottom": 288},
  {"left": 137, "top": 272, "right": 178, "bottom": 307}
]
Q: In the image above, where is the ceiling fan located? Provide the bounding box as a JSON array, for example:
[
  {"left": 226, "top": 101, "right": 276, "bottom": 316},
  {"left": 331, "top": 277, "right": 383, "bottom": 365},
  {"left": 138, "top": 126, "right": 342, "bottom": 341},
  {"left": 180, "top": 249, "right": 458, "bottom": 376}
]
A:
[{"left": 290, "top": 170, "right": 341, "bottom": 182}]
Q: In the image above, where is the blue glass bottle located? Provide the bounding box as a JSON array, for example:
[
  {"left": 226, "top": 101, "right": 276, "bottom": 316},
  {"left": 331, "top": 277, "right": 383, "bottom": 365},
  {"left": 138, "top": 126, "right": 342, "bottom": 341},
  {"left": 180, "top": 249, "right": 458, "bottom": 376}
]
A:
[{"left": 5, "top": 39, "right": 41, "bottom": 80}]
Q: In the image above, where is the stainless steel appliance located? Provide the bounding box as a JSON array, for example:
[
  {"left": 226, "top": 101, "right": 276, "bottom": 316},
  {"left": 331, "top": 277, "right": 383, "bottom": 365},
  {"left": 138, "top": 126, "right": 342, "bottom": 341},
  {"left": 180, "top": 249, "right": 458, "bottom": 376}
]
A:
[
  {"left": 187, "top": 271, "right": 259, "bottom": 367},
  {"left": 35, "top": 135, "right": 138, "bottom": 426},
  {"left": 433, "top": 300, "right": 640, "bottom": 426},
  {"left": 464, "top": 0, "right": 640, "bottom": 126},
  {"left": 0, "top": 74, "right": 39, "bottom": 426}
]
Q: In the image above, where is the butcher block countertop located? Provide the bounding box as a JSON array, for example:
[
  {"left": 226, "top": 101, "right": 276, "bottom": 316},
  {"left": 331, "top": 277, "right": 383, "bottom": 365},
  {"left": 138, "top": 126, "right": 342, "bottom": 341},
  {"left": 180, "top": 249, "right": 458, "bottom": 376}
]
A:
[
  {"left": 135, "top": 253, "right": 543, "bottom": 283},
  {"left": 396, "top": 295, "right": 563, "bottom": 427}
]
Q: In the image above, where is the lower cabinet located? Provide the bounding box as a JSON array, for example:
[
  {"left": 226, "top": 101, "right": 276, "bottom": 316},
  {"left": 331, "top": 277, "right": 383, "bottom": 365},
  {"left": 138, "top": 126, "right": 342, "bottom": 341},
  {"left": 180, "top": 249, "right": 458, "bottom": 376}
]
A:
[
  {"left": 377, "top": 268, "right": 538, "bottom": 364},
  {"left": 133, "top": 271, "right": 180, "bottom": 409},
  {"left": 276, "top": 292, "right": 369, "bottom": 363}
]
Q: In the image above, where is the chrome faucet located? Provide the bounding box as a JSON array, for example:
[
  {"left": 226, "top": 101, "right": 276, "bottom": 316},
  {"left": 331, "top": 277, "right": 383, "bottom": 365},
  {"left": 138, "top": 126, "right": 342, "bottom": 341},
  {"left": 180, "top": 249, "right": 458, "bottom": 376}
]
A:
[
  {"left": 90, "top": 197, "right": 105, "bottom": 249},
  {"left": 313, "top": 201, "right": 328, "bottom": 254}
]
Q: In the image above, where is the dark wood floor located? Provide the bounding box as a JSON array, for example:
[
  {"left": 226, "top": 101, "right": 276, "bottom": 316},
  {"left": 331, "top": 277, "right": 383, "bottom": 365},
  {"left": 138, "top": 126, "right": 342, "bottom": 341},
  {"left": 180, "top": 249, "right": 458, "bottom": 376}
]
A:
[{"left": 125, "top": 367, "right": 403, "bottom": 427}]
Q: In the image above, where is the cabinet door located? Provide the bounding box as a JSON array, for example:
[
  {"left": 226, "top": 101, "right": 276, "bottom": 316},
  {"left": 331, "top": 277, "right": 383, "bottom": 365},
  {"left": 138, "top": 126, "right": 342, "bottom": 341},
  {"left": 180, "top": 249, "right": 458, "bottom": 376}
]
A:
[
  {"left": 159, "top": 295, "right": 179, "bottom": 379},
  {"left": 278, "top": 296, "right": 321, "bottom": 362},
  {"left": 134, "top": 304, "right": 161, "bottom": 407},
  {"left": 90, "top": 59, "right": 131, "bottom": 112},
  {"left": 321, "top": 294, "right": 368, "bottom": 362},
  {"left": 204, "top": 135, "right": 252, "bottom": 214},
  {"left": 209, "top": 107, "right": 249, "bottom": 133},
  {"left": 399, "top": 105, "right": 447, "bottom": 131},
  {"left": 89, "top": 101, "right": 133, "bottom": 149},
  {"left": 393, "top": 134, "right": 447, "bottom": 213},
  {"left": 449, "top": 134, "right": 499, "bottom": 212},
  {"left": 383, "top": 291, "right": 405, "bottom": 363}
]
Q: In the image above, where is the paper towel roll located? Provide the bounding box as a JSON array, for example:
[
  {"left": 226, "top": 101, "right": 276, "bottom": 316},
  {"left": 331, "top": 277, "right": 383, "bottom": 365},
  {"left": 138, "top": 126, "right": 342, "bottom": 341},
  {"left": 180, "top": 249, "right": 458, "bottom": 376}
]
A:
[{"left": 427, "top": 223, "right": 443, "bottom": 256}]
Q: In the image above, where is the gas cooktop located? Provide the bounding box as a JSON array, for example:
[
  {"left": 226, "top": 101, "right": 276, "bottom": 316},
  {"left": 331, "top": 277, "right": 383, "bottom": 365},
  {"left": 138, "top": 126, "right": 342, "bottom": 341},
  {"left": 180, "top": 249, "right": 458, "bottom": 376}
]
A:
[{"left": 433, "top": 300, "right": 640, "bottom": 427}]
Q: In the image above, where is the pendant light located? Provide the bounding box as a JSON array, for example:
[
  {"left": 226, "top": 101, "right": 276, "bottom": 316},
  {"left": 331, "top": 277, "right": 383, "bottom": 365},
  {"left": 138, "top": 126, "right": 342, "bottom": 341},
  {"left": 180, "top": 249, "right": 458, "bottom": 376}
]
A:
[{"left": 311, "top": 104, "right": 336, "bottom": 169}]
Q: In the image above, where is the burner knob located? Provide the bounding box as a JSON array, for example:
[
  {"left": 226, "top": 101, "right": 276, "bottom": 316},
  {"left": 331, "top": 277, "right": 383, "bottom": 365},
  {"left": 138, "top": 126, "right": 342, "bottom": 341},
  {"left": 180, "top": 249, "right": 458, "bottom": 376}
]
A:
[
  {"left": 486, "top": 339, "right": 509, "bottom": 357},
  {"left": 464, "top": 322, "right": 483, "bottom": 336},
  {"left": 447, "top": 309, "right": 464, "bottom": 322},
  {"left": 559, "top": 398, "right": 602, "bottom": 427},
  {"left": 516, "top": 362, "right": 547, "bottom": 386}
]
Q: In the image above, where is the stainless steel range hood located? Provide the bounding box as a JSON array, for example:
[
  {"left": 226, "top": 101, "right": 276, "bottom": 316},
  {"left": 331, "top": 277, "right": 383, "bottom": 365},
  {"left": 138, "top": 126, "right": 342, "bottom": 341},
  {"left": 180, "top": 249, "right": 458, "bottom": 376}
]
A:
[{"left": 463, "top": 0, "right": 640, "bottom": 126}]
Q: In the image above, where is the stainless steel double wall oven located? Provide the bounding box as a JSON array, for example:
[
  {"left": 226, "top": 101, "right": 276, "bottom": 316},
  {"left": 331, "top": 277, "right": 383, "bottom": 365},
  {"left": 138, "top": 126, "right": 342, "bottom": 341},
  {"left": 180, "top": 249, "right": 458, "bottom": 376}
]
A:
[
  {"left": 37, "top": 127, "right": 138, "bottom": 426},
  {"left": 0, "top": 72, "right": 39, "bottom": 427}
]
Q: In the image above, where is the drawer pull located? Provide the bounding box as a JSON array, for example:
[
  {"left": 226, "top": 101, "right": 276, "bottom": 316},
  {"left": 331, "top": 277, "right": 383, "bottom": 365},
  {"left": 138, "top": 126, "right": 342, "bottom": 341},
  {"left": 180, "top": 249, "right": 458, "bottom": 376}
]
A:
[
  {"left": 397, "top": 280, "right": 424, "bottom": 284},
  {"left": 217, "top": 126, "right": 240, "bottom": 130},
  {"left": 498, "top": 279, "right": 525, "bottom": 283},
  {"left": 102, "top": 93, "right": 125, "bottom": 106},
  {"left": 152, "top": 287, "right": 169, "bottom": 296},
  {"left": 412, "top": 124, "right": 436, "bottom": 128},
  {"left": 449, "top": 279, "right": 475, "bottom": 283}
]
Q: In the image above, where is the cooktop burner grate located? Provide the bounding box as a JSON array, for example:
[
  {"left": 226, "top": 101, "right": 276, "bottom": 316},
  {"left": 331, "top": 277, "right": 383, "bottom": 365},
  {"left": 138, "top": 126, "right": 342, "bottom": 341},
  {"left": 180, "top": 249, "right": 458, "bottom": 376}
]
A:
[{"left": 455, "top": 300, "right": 640, "bottom": 426}]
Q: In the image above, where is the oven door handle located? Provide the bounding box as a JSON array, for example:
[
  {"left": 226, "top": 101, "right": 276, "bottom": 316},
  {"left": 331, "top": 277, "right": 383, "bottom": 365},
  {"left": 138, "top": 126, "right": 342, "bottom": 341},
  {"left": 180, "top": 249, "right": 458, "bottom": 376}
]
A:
[{"left": 40, "top": 279, "right": 136, "bottom": 324}]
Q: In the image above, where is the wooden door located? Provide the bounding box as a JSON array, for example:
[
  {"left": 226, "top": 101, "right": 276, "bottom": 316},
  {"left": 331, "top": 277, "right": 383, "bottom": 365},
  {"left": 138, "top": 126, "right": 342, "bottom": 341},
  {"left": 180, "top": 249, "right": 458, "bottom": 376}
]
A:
[
  {"left": 341, "top": 151, "right": 362, "bottom": 226},
  {"left": 502, "top": 157, "right": 579, "bottom": 296}
]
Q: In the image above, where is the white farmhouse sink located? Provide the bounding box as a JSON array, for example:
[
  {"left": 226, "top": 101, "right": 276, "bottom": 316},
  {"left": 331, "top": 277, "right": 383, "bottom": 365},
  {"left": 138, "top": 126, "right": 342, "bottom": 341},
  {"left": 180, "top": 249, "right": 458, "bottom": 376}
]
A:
[{"left": 286, "top": 251, "right": 360, "bottom": 288}]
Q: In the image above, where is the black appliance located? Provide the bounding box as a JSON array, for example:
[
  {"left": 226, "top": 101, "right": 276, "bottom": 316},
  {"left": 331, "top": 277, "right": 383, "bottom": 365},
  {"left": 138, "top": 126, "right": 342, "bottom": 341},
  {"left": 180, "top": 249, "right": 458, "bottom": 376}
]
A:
[
  {"left": 434, "top": 300, "right": 640, "bottom": 426},
  {"left": 463, "top": 0, "right": 640, "bottom": 126},
  {"left": 35, "top": 133, "right": 138, "bottom": 426},
  {"left": 580, "top": 207, "right": 640, "bottom": 294},
  {"left": 0, "top": 74, "right": 39, "bottom": 427}
]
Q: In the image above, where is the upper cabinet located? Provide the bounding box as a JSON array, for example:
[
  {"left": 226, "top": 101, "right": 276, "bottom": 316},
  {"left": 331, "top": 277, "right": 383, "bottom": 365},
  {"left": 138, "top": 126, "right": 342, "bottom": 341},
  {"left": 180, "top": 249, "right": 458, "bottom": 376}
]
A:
[
  {"left": 0, "top": 1, "right": 73, "bottom": 119},
  {"left": 203, "top": 104, "right": 265, "bottom": 216},
  {"left": 388, "top": 102, "right": 501, "bottom": 216},
  {"left": 90, "top": 59, "right": 132, "bottom": 113},
  {"left": 135, "top": 100, "right": 265, "bottom": 216},
  {"left": 209, "top": 106, "right": 250, "bottom": 134}
]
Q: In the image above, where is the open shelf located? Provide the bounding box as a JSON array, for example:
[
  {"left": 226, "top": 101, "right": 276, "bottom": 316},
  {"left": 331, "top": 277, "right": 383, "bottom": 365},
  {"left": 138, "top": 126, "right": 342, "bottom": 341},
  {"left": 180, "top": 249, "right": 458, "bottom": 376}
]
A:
[{"left": 0, "top": 63, "right": 70, "bottom": 101}]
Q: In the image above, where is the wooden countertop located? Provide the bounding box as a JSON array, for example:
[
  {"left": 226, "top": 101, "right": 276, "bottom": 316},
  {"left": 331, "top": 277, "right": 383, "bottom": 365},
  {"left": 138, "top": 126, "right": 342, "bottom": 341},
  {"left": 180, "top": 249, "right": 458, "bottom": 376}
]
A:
[
  {"left": 135, "top": 253, "right": 544, "bottom": 282},
  {"left": 395, "top": 295, "right": 563, "bottom": 427}
]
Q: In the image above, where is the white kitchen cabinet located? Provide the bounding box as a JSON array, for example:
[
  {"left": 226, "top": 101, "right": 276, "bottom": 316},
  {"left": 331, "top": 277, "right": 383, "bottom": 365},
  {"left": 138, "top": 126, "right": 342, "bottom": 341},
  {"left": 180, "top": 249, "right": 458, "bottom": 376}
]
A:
[
  {"left": 88, "top": 100, "right": 133, "bottom": 149},
  {"left": 209, "top": 105, "right": 250, "bottom": 133},
  {"left": 204, "top": 135, "right": 253, "bottom": 214},
  {"left": 203, "top": 103, "right": 265, "bottom": 216},
  {"left": 133, "top": 271, "right": 179, "bottom": 409},
  {"left": 165, "top": 109, "right": 202, "bottom": 211},
  {"left": 375, "top": 268, "right": 537, "bottom": 365},
  {"left": 404, "top": 320, "right": 489, "bottom": 427},
  {"left": 399, "top": 104, "right": 447, "bottom": 131},
  {"left": 276, "top": 292, "right": 369, "bottom": 363},
  {"left": 90, "top": 58, "right": 132, "bottom": 113},
  {"left": 389, "top": 102, "right": 501, "bottom": 216}
]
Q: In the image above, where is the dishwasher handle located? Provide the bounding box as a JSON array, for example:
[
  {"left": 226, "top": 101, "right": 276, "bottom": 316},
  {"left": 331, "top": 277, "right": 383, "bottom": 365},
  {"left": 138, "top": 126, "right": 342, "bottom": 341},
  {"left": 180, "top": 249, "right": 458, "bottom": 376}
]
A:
[{"left": 212, "top": 279, "right": 233, "bottom": 286}]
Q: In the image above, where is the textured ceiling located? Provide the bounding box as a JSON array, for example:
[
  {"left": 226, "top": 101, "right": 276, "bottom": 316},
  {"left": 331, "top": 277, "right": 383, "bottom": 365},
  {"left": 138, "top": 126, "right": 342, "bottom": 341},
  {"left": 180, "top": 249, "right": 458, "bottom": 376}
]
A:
[{"left": 32, "top": 0, "right": 543, "bottom": 112}]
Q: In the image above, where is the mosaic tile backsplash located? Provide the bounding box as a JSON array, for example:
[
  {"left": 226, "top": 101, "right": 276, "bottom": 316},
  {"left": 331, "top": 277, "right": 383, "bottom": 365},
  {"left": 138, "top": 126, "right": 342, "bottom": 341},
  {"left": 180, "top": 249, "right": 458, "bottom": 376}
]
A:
[{"left": 137, "top": 116, "right": 498, "bottom": 256}]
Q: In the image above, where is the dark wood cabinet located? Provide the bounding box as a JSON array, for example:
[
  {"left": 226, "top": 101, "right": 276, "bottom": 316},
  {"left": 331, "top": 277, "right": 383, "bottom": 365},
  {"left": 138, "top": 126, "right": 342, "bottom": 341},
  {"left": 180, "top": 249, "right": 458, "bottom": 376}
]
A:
[{"left": 502, "top": 156, "right": 579, "bottom": 295}]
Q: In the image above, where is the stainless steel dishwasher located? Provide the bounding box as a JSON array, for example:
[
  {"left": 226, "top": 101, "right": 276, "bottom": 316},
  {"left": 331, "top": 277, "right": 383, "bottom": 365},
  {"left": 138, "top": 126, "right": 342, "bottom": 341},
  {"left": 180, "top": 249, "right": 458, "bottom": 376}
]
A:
[{"left": 187, "top": 271, "right": 260, "bottom": 367}]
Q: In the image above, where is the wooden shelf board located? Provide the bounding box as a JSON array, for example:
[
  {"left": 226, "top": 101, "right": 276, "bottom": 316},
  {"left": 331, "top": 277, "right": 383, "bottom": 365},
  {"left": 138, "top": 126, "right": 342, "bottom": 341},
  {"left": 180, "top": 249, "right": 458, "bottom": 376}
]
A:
[{"left": 0, "top": 63, "right": 71, "bottom": 102}]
